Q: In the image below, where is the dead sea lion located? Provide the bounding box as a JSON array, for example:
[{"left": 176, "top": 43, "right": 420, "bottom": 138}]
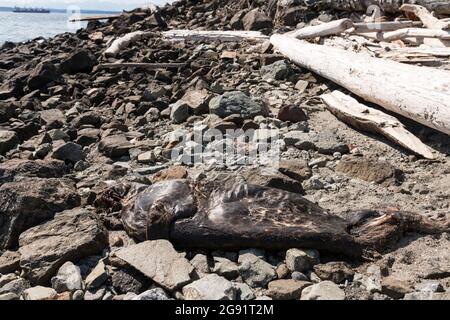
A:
[{"left": 121, "top": 179, "right": 448, "bottom": 258}]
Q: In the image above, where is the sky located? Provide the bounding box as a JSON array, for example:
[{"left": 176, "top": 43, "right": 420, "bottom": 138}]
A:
[{"left": 0, "top": 0, "right": 172, "bottom": 11}]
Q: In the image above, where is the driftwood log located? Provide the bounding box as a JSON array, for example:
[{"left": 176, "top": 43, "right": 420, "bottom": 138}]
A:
[
  {"left": 321, "top": 91, "right": 435, "bottom": 159},
  {"left": 104, "top": 31, "right": 152, "bottom": 58},
  {"left": 312, "top": 0, "right": 450, "bottom": 15},
  {"left": 270, "top": 34, "right": 450, "bottom": 136},
  {"left": 161, "top": 30, "right": 269, "bottom": 42},
  {"left": 289, "top": 19, "right": 354, "bottom": 39}
]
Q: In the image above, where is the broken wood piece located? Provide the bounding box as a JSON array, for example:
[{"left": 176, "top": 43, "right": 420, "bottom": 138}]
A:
[
  {"left": 400, "top": 4, "right": 450, "bottom": 47},
  {"left": 352, "top": 21, "right": 421, "bottom": 33},
  {"left": 69, "top": 14, "right": 123, "bottom": 22},
  {"left": 289, "top": 19, "right": 354, "bottom": 39},
  {"left": 104, "top": 31, "right": 153, "bottom": 58},
  {"left": 98, "top": 63, "right": 187, "bottom": 70},
  {"left": 270, "top": 34, "right": 450, "bottom": 136},
  {"left": 321, "top": 91, "right": 435, "bottom": 159},
  {"left": 161, "top": 30, "right": 268, "bottom": 42},
  {"left": 382, "top": 28, "right": 450, "bottom": 41}
]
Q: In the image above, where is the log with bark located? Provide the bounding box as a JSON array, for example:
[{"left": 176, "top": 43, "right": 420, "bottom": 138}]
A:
[
  {"left": 311, "top": 0, "right": 450, "bottom": 15},
  {"left": 322, "top": 90, "right": 435, "bottom": 159},
  {"left": 270, "top": 34, "right": 450, "bottom": 136}
]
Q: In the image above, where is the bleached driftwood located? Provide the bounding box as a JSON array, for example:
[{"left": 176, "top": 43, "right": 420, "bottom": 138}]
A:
[
  {"left": 98, "top": 62, "right": 186, "bottom": 69},
  {"left": 401, "top": 4, "right": 450, "bottom": 47},
  {"left": 104, "top": 31, "right": 152, "bottom": 58},
  {"left": 382, "top": 28, "right": 450, "bottom": 41},
  {"left": 69, "top": 14, "right": 123, "bottom": 22},
  {"left": 322, "top": 91, "right": 435, "bottom": 159},
  {"left": 162, "top": 30, "right": 268, "bottom": 42},
  {"left": 270, "top": 34, "right": 450, "bottom": 136},
  {"left": 289, "top": 19, "right": 354, "bottom": 39},
  {"left": 352, "top": 21, "right": 421, "bottom": 33}
]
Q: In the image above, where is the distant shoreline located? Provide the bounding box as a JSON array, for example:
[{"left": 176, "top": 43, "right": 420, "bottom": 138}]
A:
[{"left": 0, "top": 7, "right": 121, "bottom": 14}]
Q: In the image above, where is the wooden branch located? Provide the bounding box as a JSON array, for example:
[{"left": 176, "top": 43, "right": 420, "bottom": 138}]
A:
[
  {"left": 289, "top": 19, "right": 354, "bottom": 39},
  {"left": 161, "top": 30, "right": 268, "bottom": 42},
  {"left": 322, "top": 91, "right": 435, "bottom": 159},
  {"left": 98, "top": 62, "right": 186, "bottom": 70},
  {"left": 270, "top": 34, "right": 450, "bottom": 136},
  {"left": 383, "top": 28, "right": 450, "bottom": 41},
  {"left": 104, "top": 31, "right": 153, "bottom": 58},
  {"left": 352, "top": 21, "right": 421, "bottom": 33},
  {"left": 69, "top": 14, "right": 123, "bottom": 22}
]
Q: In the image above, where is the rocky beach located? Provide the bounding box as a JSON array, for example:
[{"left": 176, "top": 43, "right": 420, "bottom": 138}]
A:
[{"left": 0, "top": 0, "right": 449, "bottom": 301}]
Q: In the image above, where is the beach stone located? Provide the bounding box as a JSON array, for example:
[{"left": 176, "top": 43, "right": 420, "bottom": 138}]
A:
[
  {"left": 39, "top": 109, "right": 65, "bottom": 128},
  {"left": 170, "top": 100, "right": 190, "bottom": 123},
  {"left": 0, "top": 273, "right": 17, "bottom": 287},
  {"left": 181, "top": 89, "right": 212, "bottom": 115},
  {"left": 0, "top": 251, "right": 20, "bottom": 274},
  {"left": 19, "top": 208, "right": 107, "bottom": 285},
  {"left": 27, "top": 62, "right": 57, "bottom": 90},
  {"left": 60, "top": 50, "right": 97, "bottom": 74},
  {"left": 313, "top": 262, "right": 354, "bottom": 284},
  {"left": 115, "top": 240, "right": 195, "bottom": 291},
  {"left": 230, "top": 9, "right": 247, "bottom": 29},
  {"left": 51, "top": 261, "right": 83, "bottom": 293},
  {"left": 336, "top": 159, "right": 403, "bottom": 186},
  {"left": 51, "top": 141, "right": 84, "bottom": 163},
  {"left": 234, "top": 282, "right": 255, "bottom": 300},
  {"left": 0, "top": 278, "right": 30, "bottom": 296},
  {"left": 0, "top": 130, "right": 19, "bottom": 155},
  {"left": 182, "top": 274, "right": 236, "bottom": 300},
  {"left": 209, "top": 91, "right": 268, "bottom": 119},
  {"left": 85, "top": 260, "right": 108, "bottom": 289},
  {"left": 0, "top": 102, "right": 15, "bottom": 123},
  {"left": 414, "top": 281, "right": 444, "bottom": 293},
  {"left": 0, "top": 159, "right": 66, "bottom": 182},
  {"left": 213, "top": 257, "right": 239, "bottom": 280},
  {"left": 238, "top": 253, "right": 276, "bottom": 288},
  {"left": 23, "top": 286, "right": 57, "bottom": 300},
  {"left": 98, "top": 134, "right": 132, "bottom": 158},
  {"left": 152, "top": 165, "right": 188, "bottom": 183},
  {"left": 0, "top": 178, "right": 80, "bottom": 249},
  {"left": 189, "top": 254, "right": 212, "bottom": 277},
  {"left": 286, "top": 248, "right": 320, "bottom": 273},
  {"left": 242, "top": 9, "right": 273, "bottom": 30},
  {"left": 278, "top": 159, "right": 312, "bottom": 182},
  {"left": 381, "top": 277, "right": 412, "bottom": 299},
  {"left": 300, "top": 281, "right": 346, "bottom": 300},
  {"left": 267, "top": 279, "right": 312, "bottom": 300},
  {"left": 283, "top": 131, "right": 309, "bottom": 146},
  {"left": 277, "top": 105, "right": 307, "bottom": 122},
  {"left": 84, "top": 287, "right": 105, "bottom": 300},
  {"left": 261, "top": 60, "right": 291, "bottom": 81},
  {"left": 0, "top": 292, "right": 19, "bottom": 300},
  {"left": 132, "top": 288, "right": 170, "bottom": 300},
  {"left": 276, "top": 263, "right": 290, "bottom": 279},
  {"left": 111, "top": 268, "right": 150, "bottom": 294}
]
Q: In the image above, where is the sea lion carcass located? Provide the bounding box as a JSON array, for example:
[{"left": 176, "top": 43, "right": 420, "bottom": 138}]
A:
[{"left": 121, "top": 179, "right": 448, "bottom": 258}]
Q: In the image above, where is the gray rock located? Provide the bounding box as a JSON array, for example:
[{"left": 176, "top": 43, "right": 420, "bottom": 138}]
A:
[
  {"left": 60, "top": 50, "right": 96, "bottom": 74},
  {"left": 0, "top": 278, "right": 30, "bottom": 296},
  {"left": 0, "top": 292, "right": 19, "bottom": 300},
  {"left": 0, "top": 130, "right": 19, "bottom": 155},
  {"left": 19, "top": 208, "right": 107, "bottom": 285},
  {"left": 51, "top": 261, "right": 83, "bottom": 293},
  {"left": 85, "top": 260, "right": 108, "bottom": 289},
  {"left": 22, "top": 286, "right": 57, "bottom": 300},
  {"left": 291, "top": 272, "right": 309, "bottom": 281},
  {"left": 0, "top": 178, "right": 81, "bottom": 249},
  {"left": 132, "top": 288, "right": 171, "bottom": 300},
  {"left": 27, "top": 62, "right": 57, "bottom": 90},
  {"left": 414, "top": 281, "right": 444, "bottom": 293},
  {"left": 283, "top": 131, "right": 309, "bottom": 146},
  {"left": 238, "top": 249, "right": 265, "bottom": 260},
  {"left": 300, "top": 281, "right": 345, "bottom": 300},
  {"left": 242, "top": 9, "right": 273, "bottom": 31},
  {"left": 261, "top": 61, "right": 291, "bottom": 80},
  {"left": 213, "top": 257, "right": 239, "bottom": 280},
  {"left": 170, "top": 100, "right": 190, "bottom": 123},
  {"left": 189, "top": 254, "right": 212, "bottom": 277},
  {"left": 313, "top": 262, "right": 354, "bottom": 284},
  {"left": 209, "top": 91, "right": 268, "bottom": 119},
  {"left": 285, "top": 249, "right": 320, "bottom": 273},
  {"left": 315, "top": 131, "right": 349, "bottom": 155},
  {"left": 0, "top": 273, "right": 17, "bottom": 287},
  {"left": 98, "top": 134, "right": 132, "bottom": 158},
  {"left": 83, "top": 287, "right": 105, "bottom": 300},
  {"left": 238, "top": 253, "right": 276, "bottom": 288},
  {"left": 234, "top": 282, "right": 255, "bottom": 300},
  {"left": 182, "top": 274, "right": 236, "bottom": 300},
  {"left": 381, "top": 277, "right": 412, "bottom": 299},
  {"left": 267, "top": 279, "right": 312, "bottom": 300},
  {"left": 51, "top": 141, "right": 84, "bottom": 163},
  {"left": 72, "top": 289, "right": 84, "bottom": 300},
  {"left": 115, "top": 240, "right": 195, "bottom": 291},
  {"left": 181, "top": 89, "right": 212, "bottom": 115},
  {"left": 40, "top": 109, "right": 65, "bottom": 128},
  {"left": 111, "top": 268, "right": 150, "bottom": 294},
  {"left": 403, "top": 292, "right": 450, "bottom": 300}
]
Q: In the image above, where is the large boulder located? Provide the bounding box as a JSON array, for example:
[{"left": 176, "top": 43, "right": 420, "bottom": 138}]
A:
[
  {"left": 19, "top": 208, "right": 107, "bottom": 285},
  {"left": 60, "top": 50, "right": 97, "bottom": 74},
  {"left": 115, "top": 240, "right": 195, "bottom": 291},
  {"left": 0, "top": 130, "right": 19, "bottom": 155},
  {"left": 27, "top": 62, "right": 57, "bottom": 90},
  {"left": 0, "top": 159, "right": 67, "bottom": 183},
  {"left": 0, "top": 178, "right": 81, "bottom": 249},
  {"left": 242, "top": 9, "right": 273, "bottom": 31},
  {"left": 209, "top": 91, "right": 269, "bottom": 119}
]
